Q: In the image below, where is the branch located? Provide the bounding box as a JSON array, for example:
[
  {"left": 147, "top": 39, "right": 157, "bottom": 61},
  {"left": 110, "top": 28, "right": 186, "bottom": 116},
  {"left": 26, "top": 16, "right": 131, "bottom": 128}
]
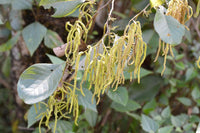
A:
[
  {"left": 191, "top": 18, "right": 200, "bottom": 39},
  {"left": 0, "top": 76, "right": 11, "bottom": 90},
  {"left": 53, "top": 40, "right": 87, "bottom": 57}
]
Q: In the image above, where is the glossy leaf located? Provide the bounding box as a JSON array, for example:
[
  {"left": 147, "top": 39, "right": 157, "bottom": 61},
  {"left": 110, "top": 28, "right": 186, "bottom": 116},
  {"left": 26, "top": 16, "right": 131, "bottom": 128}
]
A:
[
  {"left": 28, "top": 103, "right": 48, "bottom": 128},
  {"left": 17, "top": 63, "right": 64, "bottom": 104},
  {"left": 111, "top": 99, "right": 141, "bottom": 112},
  {"left": 0, "top": 31, "right": 21, "bottom": 52},
  {"left": 22, "top": 22, "right": 47, "bottom": 55},
  {"left": 107, "top": 87, "right": 128, "bottom": 106},
  {"left": 177, "top": 97, "right": 192, "bottom": 106},
  {"left": 161, "top": 106, "right": 171, "bottom": 118},
  {"left": 0, "top": 0, "right": 12, "bottom": 4},
  {"left": 46, "top": 54, "right": 65, "bottom": 64},
  {"left": 124, "top": 67, "right": 153, "bottom": 80},
  {"left": 141, "top": 114, "right": 159, "bottom": 132},
  {"left": 185, "top": 67, "right": 198, "bottom": 81},
  {"left": 11, "top": 0, "right": 32, "bottom": 10},
  {"left": 33, "top": 127, "right": 46, "bottom": 133},
  {"left": 129, "top": 75, "right": 163, "bottom": 102},
  {"left": 154, "top": 9, "right": 185, "bottom": 45},
  {"left": 143, "top": 99, "right": 157, "bottom": 114},
  {"left": 49, "top": 120, "right": 73, "bottom": 133},
  {"left": 142, "top": 29, "right": 159, "bottom": 55},
  {"left": 192, "top": 87, "right": 200, "bottom": 100},
  {"left": 196, "top": 122, "right": 200, "bottom": 133},
  {"left": 158, "top": 126, "right": 173, "bottom": 133},
  {"left": 84, "top": 109, "right": 97, "bottom": 127},
  {"left": 77, "top": 88, "right": 97, "bottom": 112},
  {"left": 40, "top": 0, "right": 85, "bottom": 18},
  {"left": 9, "top": 10, "right": 24, "bottom": 30},
  {"left": 44, "top": 30, "right": 64, "bottom": 49},
  {"left": 39, "top": 0, "right": 63, "bottom": 5},
  {"left": 175, "top": 62, "right": 185, "bottom": 70},
  {"left": 171, "top": 114, "right": 188, "bottom": 127}
]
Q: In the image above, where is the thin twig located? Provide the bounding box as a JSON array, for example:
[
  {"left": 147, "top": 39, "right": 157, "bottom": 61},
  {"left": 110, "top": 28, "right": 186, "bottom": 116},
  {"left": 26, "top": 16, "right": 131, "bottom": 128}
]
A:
[
  {"left": 18, "top": 126, "right": 35, "bottom": 131},
  {"left": 128, "top": 3, "right": 150, "bottom": 25},
  {"left": 191, "top": 18, "right": 200, "bottom": 39},
  {"left": 104, "top": 0, "right": 115, "bottom": 34},
  {"left": 86, "top": 0, "right": 112, "bottom": 28},
  {"left": 0, "top": 76, "right": 11, "bottom": 90},
  {"left": 100, "top": 109, "right": 111, "bottom": 126}
]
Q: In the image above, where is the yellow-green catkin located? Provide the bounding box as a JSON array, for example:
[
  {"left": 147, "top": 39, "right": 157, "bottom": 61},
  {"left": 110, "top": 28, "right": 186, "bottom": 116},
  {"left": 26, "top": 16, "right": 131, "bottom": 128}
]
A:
[
  {"left": 154, "top": 0, "right": 193, "bottom": 75},
  {"left": 65, "top": 1, "right": 94, "bottom": 65},
  {"left": 197, "top": 56, "right": 200, "bottom": 69},
  {"left": 48, "top": 0, "right": 147, "bottom": 128},
  {"left": 75, "top": 20, "right": 147, "bottom": 104}
]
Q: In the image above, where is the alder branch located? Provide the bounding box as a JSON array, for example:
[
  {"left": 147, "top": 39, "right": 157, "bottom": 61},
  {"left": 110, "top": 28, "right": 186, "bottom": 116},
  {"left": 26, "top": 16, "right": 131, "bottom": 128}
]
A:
[{"left": 53, "top": 40, "right": 87, "bottom": 57}]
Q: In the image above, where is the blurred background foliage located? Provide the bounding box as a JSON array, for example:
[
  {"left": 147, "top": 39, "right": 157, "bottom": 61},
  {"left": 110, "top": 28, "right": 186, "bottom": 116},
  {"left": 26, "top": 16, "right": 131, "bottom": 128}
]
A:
[{"left": 0, "top": 0, "right": 200, "bottom": 132}]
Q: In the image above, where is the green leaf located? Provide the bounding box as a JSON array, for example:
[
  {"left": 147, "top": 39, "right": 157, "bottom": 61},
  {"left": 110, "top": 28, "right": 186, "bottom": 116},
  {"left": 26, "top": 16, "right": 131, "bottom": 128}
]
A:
[
  {"left": 9, "top": 10, "right": 23, "bottom": 30},
  {"left": 142, "top": 29, "right": 159, "bottom": 55},
  {"left": 67, "top": 9, "right": 80, "bottom": 17},
  {"left": 177, "top": 97, "right": 192, "bottom": 106},
  {"left": 0, "top": 0, "right": 12, "bottom": 4},
  {"left": 0, "top": 14, "right": 3, "bottom": 24},
  {"left": 17, "top": 63, "right": 65, "bottom": 104},
  {"left": 154, "top": 9, "right": 185, "bottom": 45},
  {"left": 39, "top": 0, "right": 63, "bottom": 5},
  {"left": 46, "top": 54, "right": 65, "bottom": 64},
  {"left": 143, "top": 99, "right": 157, "bottom": 114},
  {"left": 196, "top": 122, "right": 200, "bottom": 133},
  {"left": 33, "top": 127, "right": 46, "bottom": 133},
  {"left": 171, "top": 114, "right": 188, "bottom": 127},
  {"left": 112, "top": 18, "right": 130, "bottom": 31},
  {"left": 44, "top": 30, "right": 64, "bottom": 49},
  {"left": 40, "top": 0, "right": 85, "bottom": 18},
  {"left": 192, "top": 86, "right": 200, "bottom": 100},
  {"left": 2, "top": 56, "right": 11, "bottom": 78},
  {"left": 141, "top": 114, "right": 159, "bottom": 133},
  {"left": 159, "top": 94, "right": 168, "bottom": 105},
  {"left": 11, "top": 0, "right": 32, "bottom": 10},
  {"left": 77, "top": 88, "right": 97, "bottom": 112},
  {"left": 161, "top": 106, "right": 171, "bottom": 118},
  {"left": 126, "top": 112, "right": 141, "bottom": 121},
  {"left": 111, "top": 99, "right": 141, "bottom": 112},
  {"left": 190, "top": 115, "right": 200, "bottom": 123},
  {"left": 185, "top": 67, "right": 198, "bottom": 81},
  {"left": 194, "top": 0, "right": 200, "bottom": 18},
  {"left": 0, "top": 31, "right": 21, "bottom": 52},
  {"left": 183, "top": 123, "right": 193, "bottom": 131},
  {"left": 150, "top": 0, "right": 165, "bottom": 8},
  {"left": 49, "top": 120, "right": 73, "bottom": 133},
  {"left": 129, "top": 75, "right": 163, "bottom": 102},
  {"left": 124, "top": 67, "right": 153, "bottom": 80},
  {"left": 175, "top": 62, "right": 185, "bottom": 70},
  {"left": 28, "top": 103, "right": 48, "bottom": 128},
  {"left": 84, "top": 109, "right": 97, "bottom": 127},
  {"left": 22, "top": 22, "right": 47, "bottom": 55},
  {"left": 158, "top": 126, "right": 173, "bottom": 133},
  {"left": 184, "top": 29, "right": 192, "bottom": 43},
  {"left": 107, "top": 87, "right": 128, "bottom": 106}
]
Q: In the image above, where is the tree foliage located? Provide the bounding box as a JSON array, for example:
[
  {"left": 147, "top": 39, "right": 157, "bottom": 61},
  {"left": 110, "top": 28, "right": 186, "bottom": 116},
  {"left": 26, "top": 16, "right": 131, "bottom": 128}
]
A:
[{"left": 0, "top": 0, "right": 200, "bottom": 133}]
